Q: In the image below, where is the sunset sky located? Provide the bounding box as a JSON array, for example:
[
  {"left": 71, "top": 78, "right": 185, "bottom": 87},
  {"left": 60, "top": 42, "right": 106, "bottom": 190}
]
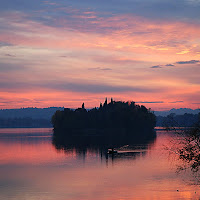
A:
[{"left": 0, "top": 0, "right": 200, "bottom": 110}]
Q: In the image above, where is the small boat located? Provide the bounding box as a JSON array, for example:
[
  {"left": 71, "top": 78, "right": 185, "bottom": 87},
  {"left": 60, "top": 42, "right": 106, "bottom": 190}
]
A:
[{"left": 107, "top": 148, "right": 118, "bottom": 154}]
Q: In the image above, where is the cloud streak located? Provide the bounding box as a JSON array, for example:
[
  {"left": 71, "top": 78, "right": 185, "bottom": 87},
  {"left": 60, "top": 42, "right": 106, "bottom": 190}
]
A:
[
  {"left": 0, "top": 79, "right": 163, "bottom": 94},
  {"left": 175, "top": 60, "right": 200, "bottom": 64},
  {"left": 151, "top": 65, "right": 162, "bottom": 69},
  {"left": 151, "top": 60, "right": 200, "bottom": 69},
  {"left": 88, "top": 67, "right": 112, "bottom": 71},
  {"left": 136, "top": 101, "right": 164, "bottom": 104},
  {"left": 165, "top": 64, "right": 174, "bottom": 66},
  {"left": 169, "top": 101, "right": 184, "bottom": 103}
]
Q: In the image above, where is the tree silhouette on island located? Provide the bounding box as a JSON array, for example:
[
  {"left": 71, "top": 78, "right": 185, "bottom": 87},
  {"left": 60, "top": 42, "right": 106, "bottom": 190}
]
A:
[{"left": 52, "top": 99, "right": 156, "bottom": 145}]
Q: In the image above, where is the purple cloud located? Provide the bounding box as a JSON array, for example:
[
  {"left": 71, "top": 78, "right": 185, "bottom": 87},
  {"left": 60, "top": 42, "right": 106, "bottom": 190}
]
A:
[
  {"left": 88, "top": 67, "right": 112, "bottom": 71},
  {"left": 175, "top": 60, "right": 200, "bottom": 64},
  {"left": 169, "top": 101, "right": 184, "bottom": 103},
  {"left": 136, "top": 101, "right": 164, "bottom": 104},
  {"left": 150, "top": 65, "right": 162, "bottom": 69},
  {"left": 165, "top": 64, "right": 174, "bottom": 66}
]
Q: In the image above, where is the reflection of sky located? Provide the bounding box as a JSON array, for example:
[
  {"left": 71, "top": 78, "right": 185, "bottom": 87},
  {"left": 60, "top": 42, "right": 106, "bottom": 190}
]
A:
[
  {"left": 0, "top": 0, "right": 200, "bottom": 110},
  {"left": 0, "top": 129, "right": 200, "bottom": 199}
]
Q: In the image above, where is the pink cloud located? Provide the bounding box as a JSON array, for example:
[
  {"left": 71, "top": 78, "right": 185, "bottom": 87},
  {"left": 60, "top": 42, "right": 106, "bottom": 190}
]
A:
[{"left": 0, "top": 10, "right": 200, "bottom": 110}]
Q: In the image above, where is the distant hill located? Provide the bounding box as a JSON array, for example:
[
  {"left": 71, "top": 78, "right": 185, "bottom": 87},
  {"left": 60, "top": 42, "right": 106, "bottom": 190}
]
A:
[
  {"left": 154, "top": 108, "right": 200, "bottom": 117},
  {"left": 0, "top": 107, "right": 65, "bottom": 128},
  {"left": 0, "top": 107, "right": 64, "bottom": 120},
  {"left": 156, "top": 113, "right": 200, "bottom": 127},
  {"left": 0, "top": 118, "right": 52, "bottom": 128}
]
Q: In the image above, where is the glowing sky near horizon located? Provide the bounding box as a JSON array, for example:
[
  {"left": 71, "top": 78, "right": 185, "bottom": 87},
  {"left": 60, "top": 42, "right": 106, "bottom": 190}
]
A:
[{"left": 0, "top": 0, "right": 200, "bottom": 110}]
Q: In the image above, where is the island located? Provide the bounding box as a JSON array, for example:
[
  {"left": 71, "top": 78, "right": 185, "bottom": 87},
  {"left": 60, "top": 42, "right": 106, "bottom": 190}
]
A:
[{"left": 51, "top": 99, "right": 156, "bottom": 146}]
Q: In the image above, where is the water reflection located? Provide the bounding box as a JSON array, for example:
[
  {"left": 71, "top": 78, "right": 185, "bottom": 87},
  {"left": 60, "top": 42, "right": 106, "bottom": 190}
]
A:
[
  {"left": 52, "top": 130, "right": 156, "bottom": 163},
  {"left": 165, "top": 124, "right": 200, "bottom": 185},
  {"left": 0, "top": 128, "right": 200, "bottom": 200}
]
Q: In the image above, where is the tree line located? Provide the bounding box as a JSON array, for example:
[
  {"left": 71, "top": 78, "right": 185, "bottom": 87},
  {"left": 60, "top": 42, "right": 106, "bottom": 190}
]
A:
[
  {"left": 156, "top": 113, "right": 200, "bottom": 127},
  {"left": 0, "top": 117, "right": 51, "bottom": 128}
]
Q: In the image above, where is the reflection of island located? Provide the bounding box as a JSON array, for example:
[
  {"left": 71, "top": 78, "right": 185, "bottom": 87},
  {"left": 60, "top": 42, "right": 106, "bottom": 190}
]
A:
[
  {"left": 52, "top": 136, "right": 156, "bottom": 162},
  {"left": 52, "top": 99, "right": 156, "bottom": 143}
]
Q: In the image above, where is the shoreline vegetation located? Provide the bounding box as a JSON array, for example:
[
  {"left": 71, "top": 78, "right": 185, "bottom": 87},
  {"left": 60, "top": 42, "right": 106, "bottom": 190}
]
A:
[
  {"left": 52, "top": 99, "right": 156, "bottom": 145},
  {"left": 166, "top": 114, "right": 200, "bottom": 173}
]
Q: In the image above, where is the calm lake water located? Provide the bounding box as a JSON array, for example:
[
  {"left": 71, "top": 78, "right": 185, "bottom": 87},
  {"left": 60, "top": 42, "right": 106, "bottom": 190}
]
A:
[{"left": 0, "top": 128, "right": 199, "bottom": 200}]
